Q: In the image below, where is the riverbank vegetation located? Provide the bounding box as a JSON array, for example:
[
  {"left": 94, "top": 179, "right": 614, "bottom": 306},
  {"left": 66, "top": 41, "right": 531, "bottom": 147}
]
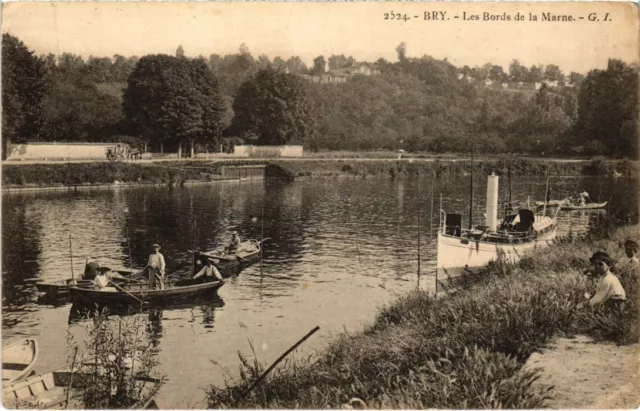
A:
[
  {"left": 205, "top": 225, "right": 638, "bottom": 408},
  {"left": 2, "top": 158, "right": 637, "bottom": 188},
  {"left": 3, "top": 34, "right": 638, "bottom": 159}
]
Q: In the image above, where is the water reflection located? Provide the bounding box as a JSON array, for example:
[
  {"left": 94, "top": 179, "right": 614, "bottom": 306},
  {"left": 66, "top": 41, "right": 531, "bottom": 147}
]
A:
[{"left": 3, "top": 175, "right": 637, "bottom": 408}]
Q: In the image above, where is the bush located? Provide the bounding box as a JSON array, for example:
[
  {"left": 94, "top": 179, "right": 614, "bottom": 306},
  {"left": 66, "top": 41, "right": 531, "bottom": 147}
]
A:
[
  {"left": 205, "top": 226, "right": 638, "bottom": 409},
  {"left": 67, "top": 310, "right": 164, "bottom": 409}
]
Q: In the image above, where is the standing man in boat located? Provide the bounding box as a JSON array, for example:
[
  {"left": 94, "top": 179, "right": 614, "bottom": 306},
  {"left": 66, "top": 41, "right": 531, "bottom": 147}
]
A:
[
  {"left": 193, "top": 258, "right": 224, "bottom": 282},
  {"left": 145, "top": 244, "right": 166, "bottom": 290},
  {"left": 226, "top": 231, "right": 242, "bottom": 255},
  {"left": 83, "top": 257, "right": 100, "bottom": 281}
]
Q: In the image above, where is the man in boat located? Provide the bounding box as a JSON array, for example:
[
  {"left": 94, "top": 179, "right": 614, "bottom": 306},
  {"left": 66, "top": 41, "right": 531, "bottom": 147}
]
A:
[
  {"left": 226, "top": 231, "right": 242, "bottom": 255},
  {"left": 193, "top": 258, "right": 224, "bottom": 282},
  {"left": 83, "top": 257, "right": 100, "bottom": 281},
  {"left": 585, "top": 251, "right": 626, "bottom": 308},
  {"left": 578, "top": 189, "right": 590, "bottom": 206},
  {"left": 546, "top": 186, "right": 552, "bottom": 203},
  {"left": 145, "top": 244, "right": 166, "bottom": 290},
  {"left": 624, "top": 239, "right": 639, "bottom": 266}
]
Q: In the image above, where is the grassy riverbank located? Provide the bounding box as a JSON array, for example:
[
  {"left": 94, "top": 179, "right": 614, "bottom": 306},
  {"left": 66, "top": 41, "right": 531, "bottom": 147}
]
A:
[
  {"left": 205, "top": 225, "right": 639, "bottom": 408},
  {"left": 2, "top": 157, "right": 637, "bottom": 188}
]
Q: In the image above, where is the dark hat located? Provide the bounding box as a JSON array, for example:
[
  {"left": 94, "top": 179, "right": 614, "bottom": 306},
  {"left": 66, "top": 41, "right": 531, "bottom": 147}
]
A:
[
  {"left": 624, "top": 239, "right": 639, "bottom": 251},
  {"left": 589, "top": 251, "right": 613, "bottom": 266}
]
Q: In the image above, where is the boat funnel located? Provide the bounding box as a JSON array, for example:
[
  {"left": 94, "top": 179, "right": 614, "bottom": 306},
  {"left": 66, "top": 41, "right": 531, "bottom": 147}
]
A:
[{"left": 486, "top": 173, "right": 499, "bottom": 231}]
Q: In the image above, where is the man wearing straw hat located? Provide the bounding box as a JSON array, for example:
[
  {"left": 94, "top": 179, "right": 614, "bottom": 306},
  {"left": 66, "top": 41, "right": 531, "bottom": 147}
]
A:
[
  {"left": 145, "top": 244, "right": 166, "bottom": 290},
  {"left": 586, "top": 251, "right": 625, "bottom": 308}
]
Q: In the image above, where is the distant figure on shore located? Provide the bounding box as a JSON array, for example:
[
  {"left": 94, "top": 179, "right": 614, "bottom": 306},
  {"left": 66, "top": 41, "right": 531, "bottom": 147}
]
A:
[
  {"left": 83, "top": 257, "right": 100, "bottom": 281},
  {"left": 145, "top": 244, "right": 166, "bottom": 290},
  {"left": 193, "top": 259, "right": 224, "bottom": 282},
  {"left": 585, "top": 251, "right": 626, "bottom": 308},
  {"left": 226, "top": 231, "right": 241, "bottom": 255},
  {"left": 578, "top": 189, "right": 590, "bottom": 206},
  {"left": 624, "top": 239, "right": 639, "bottom": 266}
]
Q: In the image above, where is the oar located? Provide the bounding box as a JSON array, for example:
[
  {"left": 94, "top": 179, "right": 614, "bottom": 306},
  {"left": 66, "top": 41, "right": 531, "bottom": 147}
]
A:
[{"left": 108, "top": 280, "right": 147, "bottom": 306}]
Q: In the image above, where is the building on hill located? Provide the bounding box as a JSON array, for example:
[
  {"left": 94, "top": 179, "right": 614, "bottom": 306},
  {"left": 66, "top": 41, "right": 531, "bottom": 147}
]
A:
[{"left": 301, "top": 61, "right": 380, "bottom": 84}]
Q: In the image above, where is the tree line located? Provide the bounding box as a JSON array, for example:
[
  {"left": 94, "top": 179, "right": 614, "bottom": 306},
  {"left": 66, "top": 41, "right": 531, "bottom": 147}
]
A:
[{"left": 2, "top": 34, "right": 638, "bottom": 159}]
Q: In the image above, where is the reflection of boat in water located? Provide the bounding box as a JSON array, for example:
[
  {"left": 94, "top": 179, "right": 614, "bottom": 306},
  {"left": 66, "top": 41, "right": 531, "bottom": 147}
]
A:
[
  {"left": 2, "top": 339, "right": 38, "bottom": 386},
  {"left": 68, "top": 293, "right": 224, "bottom": 324},
  {"left": 192, "top": 239, "right": 263, "bottom": 277},
  {"left": 69, "top": 277, "right": 223, "bottom": 306},
  {"left": 437, "top": 174, "right": 557, "bottom": 291},
  {"left": 2, "top": 367, "right": 160, "bottom": 409}
]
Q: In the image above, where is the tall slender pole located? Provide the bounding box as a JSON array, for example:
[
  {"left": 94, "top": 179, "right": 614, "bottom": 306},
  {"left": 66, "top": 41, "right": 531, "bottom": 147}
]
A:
[
  {"left": 436, "top": 193, "right": 442, "bottom": 294},
  {"left": 430, "top": 174, "right": 435, "bottom": 231},
  {"left": 191, "top": 219, "right": 196, "bottom": 276},
  {"left": 126, "top": 227, "right": 134, "bottom": 272},
  {"left": 69, "top": 235, "right": 75, "bottom": 282},
  {"left": 543, "top": 173, "right": 550, "bottom": 216},
  {"left": 468, "top": 138, "right": 474, "bottom": 232},
  {"left": 417, "top": 179, "right": 421, "bottom": 289},
  {"left": 260, "top": 205, "right": 264, "bottom": 276}
]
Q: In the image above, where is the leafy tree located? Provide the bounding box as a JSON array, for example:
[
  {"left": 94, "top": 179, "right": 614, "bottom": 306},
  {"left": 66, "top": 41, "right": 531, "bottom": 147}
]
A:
[
  {"left": 575, "top": 59, "right": 638, "bottom": 158},
  {"left": 311, "top": 55, "right": 326, "bottom": 75},
  {"left": 285, "top": 56, "right": 307, "bottom": 74},
  {"left": 568, "top": 71, "right": 585, "bottom": 87},
  {"left": 508, "top": 60, "right": 529, "bottom": 83},
  {"left": 328, "top": 54, "right": 355, "bottom": 70},
  {"left": 123, "top": 54, "right": 226, "bottom": 156},
  {"left": 2, "top": 33, "right": 49, "bottom": 158},
  {"left": 231, "top": 68, "right": 315, "bottom": 145},
  {"left": 396, "top": 42, "right": 407, "bottom": 63},
  {"left": 527, "top": 65, "right": 544, "bottom": 83},
  {"left": 176, "top": 45, "right": 185, "bottom": 58},
  {"left": 488, "top": 65, "right": 505, "bottom": 83},
  {"left": 544, "top": 64, "right": 564, "bottom": 83}
]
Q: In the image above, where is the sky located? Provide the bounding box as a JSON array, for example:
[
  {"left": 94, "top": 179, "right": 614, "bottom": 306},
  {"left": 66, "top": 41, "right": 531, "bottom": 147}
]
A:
[{"left": 2, "top": 2, "right": 639, "bottom": 74}]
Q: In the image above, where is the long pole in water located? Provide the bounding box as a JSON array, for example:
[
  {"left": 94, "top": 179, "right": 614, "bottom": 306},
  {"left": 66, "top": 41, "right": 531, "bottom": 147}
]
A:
[
  {"left": 260, "top": 205, "right": 264, "bottom": 276},
  {"left": 543, "top": 172, "right": 550, "bottom": 216},
  {"left": 468, "top": 137, "right": 474, "bottom": 232},
  {"left": 417, "top": 178, "right": 421, "bottom": 289},
  {"left": 69, "top": 235, "right": 75, "bottom": 282},
  {"left": 191, "top": 219, "right": 197, "bottom": 276},
  {"left": 126, "top": 227, "right": 134, "bottom": 272},
  {"left": 436, "top": 193, "right": 442, "bottom": 294}
]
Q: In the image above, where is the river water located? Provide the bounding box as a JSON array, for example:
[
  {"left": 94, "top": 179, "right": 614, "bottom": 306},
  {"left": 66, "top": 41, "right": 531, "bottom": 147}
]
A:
[{"left": 2, "top": 174, "right": 636, "bottom": 408}]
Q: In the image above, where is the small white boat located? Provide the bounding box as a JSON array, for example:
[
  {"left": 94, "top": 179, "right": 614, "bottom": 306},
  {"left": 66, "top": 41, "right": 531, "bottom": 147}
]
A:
[
  {"left": 2, "top": 367, "right": 160, "bottom": 409},
  {"left": 560, "top": 201, "right": 608, "bottom": 210},
  {"left": 2, "top": 339, "right": 38, "bottom": 385}
]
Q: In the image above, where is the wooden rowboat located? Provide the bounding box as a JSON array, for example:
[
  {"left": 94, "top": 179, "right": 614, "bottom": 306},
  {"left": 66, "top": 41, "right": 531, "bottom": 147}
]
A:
[
  {"left": 69, "top": 277, "right": 224, "bottom": 305},
  {"left": 32, "top": 268, "right": 140, "bottom": 299},
  {"left": 2, "top": 367, "right": 160, "bottom": 409},
  {"left": 559, "top": 201, "right": 608, "bottom": 210},
  {"left": 193, "top": 239, "right": 263, "bottom": 278},
  {"left": 2, "top": 339, "right": 38, "bottom": 386}
]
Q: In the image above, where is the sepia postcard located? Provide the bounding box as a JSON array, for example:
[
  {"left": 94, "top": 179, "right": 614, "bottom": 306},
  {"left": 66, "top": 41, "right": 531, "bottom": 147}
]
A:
[{"left": 1, "top": 1, "right": 639, "bottom": 409}]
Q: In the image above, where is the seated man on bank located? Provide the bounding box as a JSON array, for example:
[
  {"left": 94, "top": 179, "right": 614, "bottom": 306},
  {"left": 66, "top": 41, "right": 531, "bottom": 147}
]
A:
[
  {"left": 193, "top": 259, "right": 224, "bottom": 282},
  {"left": 585, "top": 251, "right": 626, "bottom": 308}
]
